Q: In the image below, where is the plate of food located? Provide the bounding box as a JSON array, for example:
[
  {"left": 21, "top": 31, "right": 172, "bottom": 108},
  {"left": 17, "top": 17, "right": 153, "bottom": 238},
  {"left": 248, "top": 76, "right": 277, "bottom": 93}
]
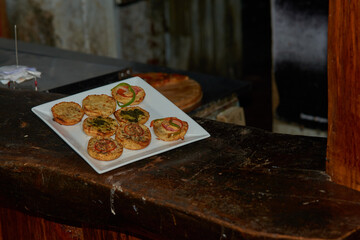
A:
[{"left": 32, "top": 77, "right": 210, "bottom": 174}]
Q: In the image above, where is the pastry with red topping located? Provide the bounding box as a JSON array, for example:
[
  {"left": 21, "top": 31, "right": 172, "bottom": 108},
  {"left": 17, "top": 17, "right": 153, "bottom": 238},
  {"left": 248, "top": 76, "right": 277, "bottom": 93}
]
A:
[
  {"left": 87, "top": 137, "right": 123, "bottom": 161},
  {"left": 150, "top": 117, "right": 188, "bottom": 141},
  {"left": 111, "top": 83, "right": 145, "bottom": 107},
  {"left": 115, "top": 123, "right": 151, "bottom": 150}
]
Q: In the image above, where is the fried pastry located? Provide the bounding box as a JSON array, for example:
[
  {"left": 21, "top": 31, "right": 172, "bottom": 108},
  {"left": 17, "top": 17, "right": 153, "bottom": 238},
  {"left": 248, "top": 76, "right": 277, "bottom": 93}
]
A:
[
  {"left": 150, "top": 117, "right": 188, "bottom": 141},
  {"left": 114, "top": 106, "right": 149, "bottom": 124},
  {"left": 83, "top": 116, "right": 118, "bottom": 137},
  {"left": 111, "top": 83, "right": 145, "bottom": 107},
  {"left": 115, "top": 123, "right": 151, "bottom": 150},
  {"left": 82, "top": 94, "right": 116, "bottom": 117},
  {"left": 87, "top": 137, "right": 123, "bottom": 161},
  {"left": 51, "top": 101, "right": 84, "bottom": 125}
]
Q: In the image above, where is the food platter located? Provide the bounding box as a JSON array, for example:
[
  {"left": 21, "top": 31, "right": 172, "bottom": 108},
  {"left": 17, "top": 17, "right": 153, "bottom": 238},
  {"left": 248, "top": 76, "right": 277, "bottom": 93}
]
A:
[{"left": 32, "top": 77, "right": 210, "bottom": 174}]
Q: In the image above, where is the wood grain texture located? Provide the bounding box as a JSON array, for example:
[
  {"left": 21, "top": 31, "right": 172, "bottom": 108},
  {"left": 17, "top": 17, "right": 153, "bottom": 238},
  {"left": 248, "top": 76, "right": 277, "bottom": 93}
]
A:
[
  {"left": 3, "top": 88, "right": 360, "bottom": 239},
  {"left": 0, "top": 0, "right": 10, "bottom": 38},
  {"left": 0, "top": 207, "right": 141, "bottom": 240},
  {"left": 154, "top": 78, "right": 203, "bottom": 113},
  {"left": 327, "top": 0, "right": 360, "bottom": 190}
]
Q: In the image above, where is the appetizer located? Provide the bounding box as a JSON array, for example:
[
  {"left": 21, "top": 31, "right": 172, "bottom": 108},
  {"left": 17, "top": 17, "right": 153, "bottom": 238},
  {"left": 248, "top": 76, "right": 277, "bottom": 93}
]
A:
[
  {"left": 115, "top": 123, "right": 151, "bottom": 150},
  {"left": 111, "top": 83, "right": 145, "bottom": 107},
  {"left": 87, "top": 137, "right": 123, "bottom": 161},
  {"left": 150, "top": 117, "right": 188, "bottom": 141},
  {"left": 82, "top": 94, "right": 116, "bottom": 117},
  {"left": 114, "top": 106, "right": 150, "bottom": 124},
  {"left": 83, "top": 116, "right": 118, "bottom": 137},
  {"left": 51, "top": 101, "right": 84, "bottom": 125}
]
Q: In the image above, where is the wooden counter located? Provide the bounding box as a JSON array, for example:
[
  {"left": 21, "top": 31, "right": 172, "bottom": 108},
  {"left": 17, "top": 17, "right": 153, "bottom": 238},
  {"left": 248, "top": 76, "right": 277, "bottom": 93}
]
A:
[{"left": 1, "top": 88, "right": 360, "bottom": 240}]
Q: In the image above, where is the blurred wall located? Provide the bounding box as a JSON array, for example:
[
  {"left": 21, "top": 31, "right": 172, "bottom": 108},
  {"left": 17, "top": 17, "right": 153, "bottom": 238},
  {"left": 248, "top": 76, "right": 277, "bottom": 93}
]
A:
[
  {"left": 271, "top": 0, "right": 328, "bottom": 129},
  {"left": 5, "top": 0, "right": 244, "bottom": 80},
  {"left": 5, "top": 0, "right": 119, "bottom": 57}
]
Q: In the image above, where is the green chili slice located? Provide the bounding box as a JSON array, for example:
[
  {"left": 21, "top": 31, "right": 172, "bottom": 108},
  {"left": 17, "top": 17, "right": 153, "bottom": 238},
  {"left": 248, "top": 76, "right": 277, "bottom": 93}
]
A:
[
  {"left": 112, "top": 82, "right": 136, "bottom": 108},
  {"left": 169, "top": 118, "right": 181, "bottom": 129}
]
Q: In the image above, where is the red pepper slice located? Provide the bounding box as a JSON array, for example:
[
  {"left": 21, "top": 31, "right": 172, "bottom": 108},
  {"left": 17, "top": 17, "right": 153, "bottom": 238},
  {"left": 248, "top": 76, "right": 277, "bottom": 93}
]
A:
[
  {"left": 132, "top": 86, "right": 142, "bottom": 94},
  {"left": 94, "top": 139, "right": 117, "bottom": 153},
  {"left": 116, "top": 86, "right": 129, "bottom": 97},
  {"left": 161, "top": 117, "right": 183, "bottom": 132},
  {"left": 117, "top": 85, "right": 141, "bottom": 97},
  {"left": 124, "top": 123, "right": 144, "bottom": 136},
  {"left": 170, "top": 118, "right": 183, "bottom": 128}
]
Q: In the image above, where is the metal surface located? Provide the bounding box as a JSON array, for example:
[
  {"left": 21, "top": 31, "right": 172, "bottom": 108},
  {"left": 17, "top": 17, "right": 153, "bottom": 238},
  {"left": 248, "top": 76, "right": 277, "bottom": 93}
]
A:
[
  {"left": 0, "top": 48, "right": 122, "bottom": 91},
  {"left": 48, "top": 68, "right": 133, "bottom": 95}
]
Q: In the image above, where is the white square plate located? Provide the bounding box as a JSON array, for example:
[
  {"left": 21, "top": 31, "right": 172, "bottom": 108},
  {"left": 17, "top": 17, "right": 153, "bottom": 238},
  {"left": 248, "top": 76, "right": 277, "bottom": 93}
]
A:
[{"left": 32, "top": 77, "right": 210, "bottom": 174}]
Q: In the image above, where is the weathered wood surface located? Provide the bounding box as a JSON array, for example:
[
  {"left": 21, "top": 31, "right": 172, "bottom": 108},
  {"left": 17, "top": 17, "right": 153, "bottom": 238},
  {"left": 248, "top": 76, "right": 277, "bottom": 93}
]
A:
[
  {"left": 1, "top": 88, "right": 360, "bottom": 240},
  {"left": 0, "top": 206, "right": 142, "bottom": 240},
  {"left": 327, "top": 0, "right": 360, "bottom": 191}
]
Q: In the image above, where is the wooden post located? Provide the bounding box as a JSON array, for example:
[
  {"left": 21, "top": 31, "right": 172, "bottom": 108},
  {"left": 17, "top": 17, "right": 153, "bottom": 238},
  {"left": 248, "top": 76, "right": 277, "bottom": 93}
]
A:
[
  {"left": 0, "top": 0, "right": 10, "bottom": 38},
  {"left": 327, "top": 0, "right": 360, "bottom": 190}
]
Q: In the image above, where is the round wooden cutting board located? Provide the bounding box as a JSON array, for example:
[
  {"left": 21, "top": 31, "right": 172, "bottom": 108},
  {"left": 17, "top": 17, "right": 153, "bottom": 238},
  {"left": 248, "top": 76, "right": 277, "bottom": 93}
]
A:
[{"left": 153, "top": 78, "right": 203, "bottom": 113}]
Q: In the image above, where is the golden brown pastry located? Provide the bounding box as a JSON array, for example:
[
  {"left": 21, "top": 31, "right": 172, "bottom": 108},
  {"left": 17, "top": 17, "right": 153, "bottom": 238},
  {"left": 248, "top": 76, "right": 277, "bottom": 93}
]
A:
[
  {"left": 114, "top": 106, "right": 150, "bottom": 124},
  {"left": 115, "top": 123, "right": 151, "bottom": 150},
  {"left": 150, "top": 117, "right": 188, "bottom": 141},
  {"left": 87, "top": 137, "right": 123, "bottom": 161},
  {"left": 111, "top": 83, "right": 145, "bottom": 107},
  {"left": 83, "top": 116, "right": 118, "bottom": 137},
  {"left": 82, "top": 94, "right": 116, "bottom": 117},
  {"left": 51, "top": 101, "right": 84, "bottom": 125}
]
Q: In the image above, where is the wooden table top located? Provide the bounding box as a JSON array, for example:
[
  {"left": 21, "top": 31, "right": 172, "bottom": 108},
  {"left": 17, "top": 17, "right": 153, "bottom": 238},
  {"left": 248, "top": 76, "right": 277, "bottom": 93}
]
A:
[{"left": 1, "top": 88, "right": 360, "bottom": 240}]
